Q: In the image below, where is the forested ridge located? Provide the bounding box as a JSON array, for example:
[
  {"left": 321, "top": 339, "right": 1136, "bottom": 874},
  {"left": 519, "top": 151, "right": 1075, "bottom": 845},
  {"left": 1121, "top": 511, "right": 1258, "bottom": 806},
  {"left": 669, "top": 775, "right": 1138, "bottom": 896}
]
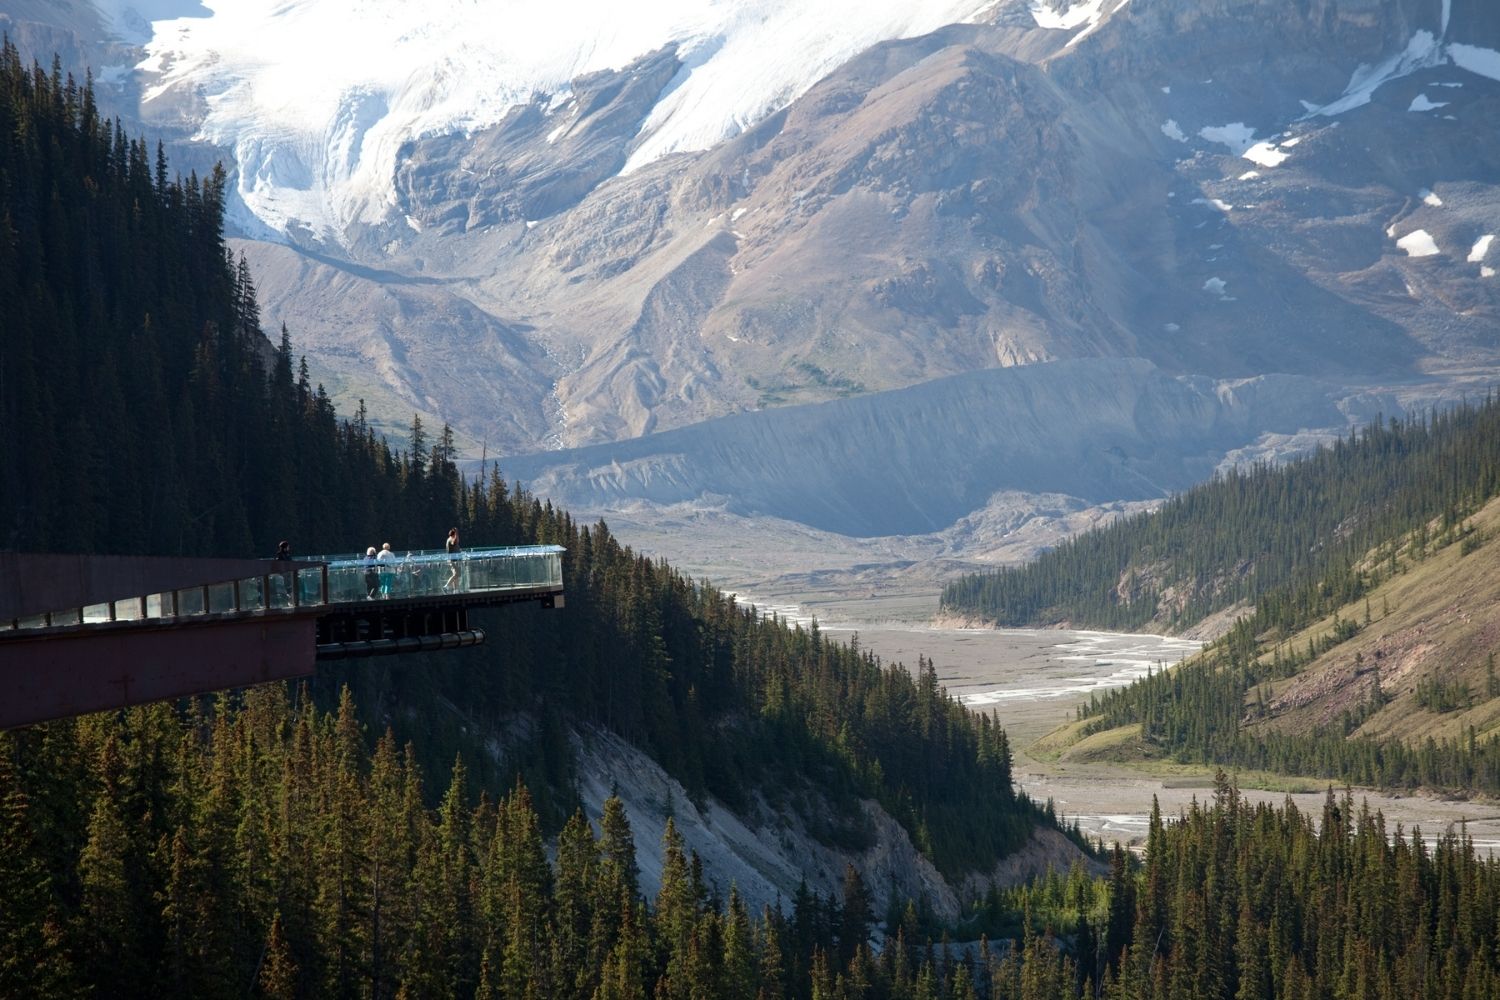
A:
[
  {"left": 2, "top": 687, "right": 971, "bottom": 1000},
  {"left": 941, "top": 399, "right": 1500, "bottom": 633},
  {"left": 11, "top": 703, "right": 1500, "bottom": 999},
  {"left": 0, "top": 33, "right": 1039, "bottom": 906},
  {"left": 1028, "top": 399, "right": 1500, "bottom": 795},
  {"left": 1067, "top": 514, "right": 1500, "bottom": 798},
  {"left": 0, "top": 41, "right": 470, "bottom": 555}
]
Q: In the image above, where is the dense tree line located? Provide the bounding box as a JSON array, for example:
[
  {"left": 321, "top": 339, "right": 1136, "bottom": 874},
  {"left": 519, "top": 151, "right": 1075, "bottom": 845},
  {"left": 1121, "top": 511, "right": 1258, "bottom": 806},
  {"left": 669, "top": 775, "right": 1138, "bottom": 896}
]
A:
[
  {"left": 9, "top": 701, "right": 1500, "bottom": 999},
  {"left": 971, "top": 780, "right": 1500, "bottom": 999},
  {"left": 941, "top": 399, "right": 1500, "bottom": 633},
  {"left": 0, "top": 688, "right": 894, "bottom": 999},
  {"left": 0, "top": 687, "right": 1083, "bottom": 1000},
  {"left": 1096, "top": 781, "right": 1500, "bottom": 999}
]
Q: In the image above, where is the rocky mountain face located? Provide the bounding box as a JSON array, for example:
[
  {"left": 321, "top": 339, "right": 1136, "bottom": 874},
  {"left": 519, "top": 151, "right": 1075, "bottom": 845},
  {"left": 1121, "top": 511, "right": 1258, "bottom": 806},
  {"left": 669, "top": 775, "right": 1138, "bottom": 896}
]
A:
[
  {"left": 574, "top": 723, "right": 1085, "bottom": 921},
  {"left": 503, "top": 359, "right": 1401, "bottom": 538},
  {"left": 11, "top": 0, "right": 1500, "bottom": 559},
  {"left": 331, "top": 0, "right": 1497, "bottom": 452}
]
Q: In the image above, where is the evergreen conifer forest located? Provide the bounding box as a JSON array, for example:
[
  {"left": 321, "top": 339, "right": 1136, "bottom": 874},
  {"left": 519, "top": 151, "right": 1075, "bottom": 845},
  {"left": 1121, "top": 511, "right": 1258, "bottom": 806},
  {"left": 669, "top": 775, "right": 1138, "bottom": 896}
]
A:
[
  {"left": 10, "top": 698, "right": 1500, "bottom": 999},
  {"left": 10, "top": 37, "right": 1500, "bottom": 1000},
  {"left": 941, "top": 400, "right": 1500, "bottom": 634}
]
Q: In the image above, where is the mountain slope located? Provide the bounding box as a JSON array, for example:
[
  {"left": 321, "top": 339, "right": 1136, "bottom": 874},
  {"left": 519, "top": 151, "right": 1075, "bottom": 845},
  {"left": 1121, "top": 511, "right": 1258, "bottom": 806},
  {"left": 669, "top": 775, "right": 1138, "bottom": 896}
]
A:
[
  {"left": 1248, "top": 497, "right": 1500, "bottom": 749},
  {"left": 1011, "top": 387, "right": 1500, "bottom": 791},
  {"left": 161, "top": 0, "right": 1500, "bottom": 452},
  {"left": 501, "top": 358, "right": 1394, "bottom": 538},
  {"left": 16, "top": 0, "right": 1500, "bottom": 585}
]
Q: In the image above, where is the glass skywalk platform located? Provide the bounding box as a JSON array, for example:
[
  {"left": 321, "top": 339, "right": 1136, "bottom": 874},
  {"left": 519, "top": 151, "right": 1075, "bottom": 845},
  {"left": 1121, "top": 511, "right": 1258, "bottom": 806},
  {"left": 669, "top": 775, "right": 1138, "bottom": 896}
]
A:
[
  {"left": 0, "top": 545, "right": 565, "bottom": 729},
  {"left": 3, "top": 545, "right": 565, "bottom": 633}
]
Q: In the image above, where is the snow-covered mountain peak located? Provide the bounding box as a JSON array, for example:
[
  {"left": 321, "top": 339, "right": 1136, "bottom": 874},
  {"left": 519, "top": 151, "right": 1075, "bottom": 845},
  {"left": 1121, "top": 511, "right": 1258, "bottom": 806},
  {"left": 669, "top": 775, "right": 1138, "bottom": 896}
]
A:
[{"left": 126, "top": 0, "right": 996, "bottom": 242}]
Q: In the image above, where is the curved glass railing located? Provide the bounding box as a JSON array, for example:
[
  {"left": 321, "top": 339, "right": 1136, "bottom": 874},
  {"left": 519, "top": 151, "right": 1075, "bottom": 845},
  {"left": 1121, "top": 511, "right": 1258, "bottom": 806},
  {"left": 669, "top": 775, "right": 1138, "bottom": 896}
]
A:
[
  {"left": 3, "top": 545, "right": 564, "bottom": 632},
  {"left": 306, "top": 545, "right": 564, "bottom": 604}
]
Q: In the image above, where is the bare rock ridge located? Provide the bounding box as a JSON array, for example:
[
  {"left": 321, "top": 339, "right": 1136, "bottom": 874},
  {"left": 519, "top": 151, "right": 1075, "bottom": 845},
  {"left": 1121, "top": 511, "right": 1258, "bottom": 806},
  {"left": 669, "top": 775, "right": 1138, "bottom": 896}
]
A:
[
  {"left": 388, "top": 46, "right": 684, "bottom": 241},
  {"left": 501, "top": 358, "right": 1399, "bottom": 538}
]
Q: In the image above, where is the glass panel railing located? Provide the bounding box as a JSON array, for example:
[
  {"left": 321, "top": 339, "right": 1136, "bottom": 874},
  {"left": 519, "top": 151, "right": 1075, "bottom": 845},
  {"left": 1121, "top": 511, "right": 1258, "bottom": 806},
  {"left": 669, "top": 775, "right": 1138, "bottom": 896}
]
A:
[
  {"left": 2, "top": 546, "right": 562, "bottom": 632},
  {"left": 178, "top": 587, "right": 205, "bottom": 617},
  {"left": 298, "top": 568, "right": 324, "bottom": 606},
  {"left": 238, "top": 578, "right": 265, "bottom": 613},
  {"left": 316, "top": 545, "right": 563, "bottom": 603},
  {"left": 206, "top": 583, "right": 235, "bottom": 614}
]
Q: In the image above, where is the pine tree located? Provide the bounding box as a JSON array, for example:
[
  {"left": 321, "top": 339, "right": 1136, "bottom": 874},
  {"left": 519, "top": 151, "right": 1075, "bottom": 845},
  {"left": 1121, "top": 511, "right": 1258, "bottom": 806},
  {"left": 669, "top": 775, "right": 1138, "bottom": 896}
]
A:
[
  {"left": 721, "top": 885, "right": 756, "bottom": 1000},
  {"left": 260, "top": 911, "right": 299, "bottom": 999},
  {"left": 837, "top": 864, "right": 872, "bottom": 965},
  {"left": 555, "top": 809, "right": 599, "bottom": 1000},
  {"left": 0, "top": 738, "right": 76, "bottom": 996},
  {"left": 655, "top": 818, "right": 696, "bottom": 999}
]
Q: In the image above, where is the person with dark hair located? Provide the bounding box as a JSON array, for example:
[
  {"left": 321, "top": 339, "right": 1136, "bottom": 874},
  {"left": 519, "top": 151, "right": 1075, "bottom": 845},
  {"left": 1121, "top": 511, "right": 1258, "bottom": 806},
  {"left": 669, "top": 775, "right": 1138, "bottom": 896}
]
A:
[
  {"left": 364, "top": 546, "right": 379, "bottom": 599},
  {"left": 271, "top": 540, "right": 293, "bottom": 603},
  {"left": 444, "top": 528, "right": 461, "bottom": 592}
]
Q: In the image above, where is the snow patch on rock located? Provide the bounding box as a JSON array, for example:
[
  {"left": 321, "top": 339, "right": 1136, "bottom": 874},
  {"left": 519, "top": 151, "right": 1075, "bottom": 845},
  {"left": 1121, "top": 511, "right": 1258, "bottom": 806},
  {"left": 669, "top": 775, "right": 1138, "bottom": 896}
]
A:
[
  {"left": 1243, "top": 141, "right": 1288, "bottom": 167},
  {"left": 1198, "top": 122, "right": 1256, "bottom": 155},
  {"left": 1028, "top": 0, "right": 1132, "bottom": 45},
  {"left": 1396, "top": 230, "right": 1440, "bottom": 257},
  {"left": 1449, "top": 43, "right": 1500, "bottom": 83},
  {"left": 1200, "top": 124, "right": 1291, "bottom": 168},
  {"left": 1310, "top": 30, "right": 1444, "bottom": 117}
]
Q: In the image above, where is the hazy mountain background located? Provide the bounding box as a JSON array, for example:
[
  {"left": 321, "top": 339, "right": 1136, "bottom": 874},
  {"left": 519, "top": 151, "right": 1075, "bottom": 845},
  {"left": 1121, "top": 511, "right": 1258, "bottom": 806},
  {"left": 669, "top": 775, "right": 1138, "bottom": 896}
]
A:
[{"left": 8, "top": 0, "right": 1500, "bottom": 601}]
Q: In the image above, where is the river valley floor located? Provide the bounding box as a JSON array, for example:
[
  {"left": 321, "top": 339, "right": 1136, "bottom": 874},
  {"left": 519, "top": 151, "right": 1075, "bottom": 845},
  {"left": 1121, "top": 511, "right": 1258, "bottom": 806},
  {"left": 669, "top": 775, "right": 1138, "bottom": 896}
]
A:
[{"left": 732, "top": 587, "right": 1500, "bottom": 855}]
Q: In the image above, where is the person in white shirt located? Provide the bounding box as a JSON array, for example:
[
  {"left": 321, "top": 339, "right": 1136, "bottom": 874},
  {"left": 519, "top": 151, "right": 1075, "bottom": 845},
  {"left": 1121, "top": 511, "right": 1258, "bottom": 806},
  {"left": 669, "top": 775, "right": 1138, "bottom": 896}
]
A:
[{"left": 377, "top": 542, "right": 396, "bottom": 598}]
